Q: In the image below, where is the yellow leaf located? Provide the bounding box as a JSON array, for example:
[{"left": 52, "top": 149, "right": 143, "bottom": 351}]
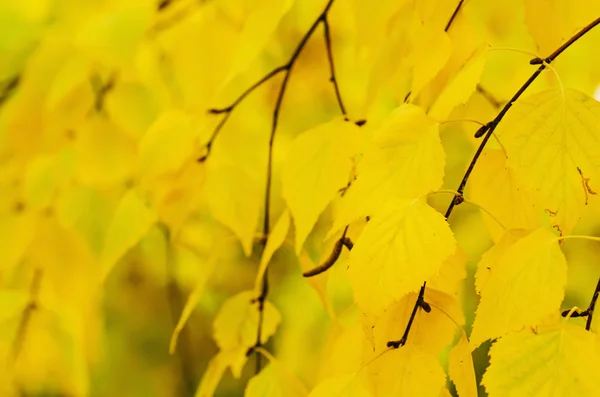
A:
[
  {"left": 74, "top": 116, "right": 136, "bottom": 187},
  {"left": 449, "top": 332, "right": 477, "bottom": 397},
  {"left": 205, "top": 162, "right": 262, "bottom": 257},
  {"left": 101, "top": 190, "right": 156, "bottom": 280},
  {"left": 334, "top": 105, "right": 444, "bottom": 229},
  {"left": 148, "top": 160, "right": 206, "bottom": 236},
  {"left": 368, "top": 289, "right": 464, "bottom": 357},
  {"left": 470, "top": 228, "right": 567, "bottom": 348},
  {"left": 282, "top": 119, "right": 359, "bottom": 253},
  {"left": 366, "top": 345, "right": 446, "bottom": 396},
  {"left": 213, "top": 291, "right": 281, "bottom": 377},
  {"left": 427, "top": 246, "right": 468, "bottom": 297},
  {"left": 429, "top": 46, "right": 487, "bottom": 120},
  {"left": 139, "top": 110, "right": 196, "bottom": 179},
  {"left": 347, "top": 199, "right": 456, "bottom": 315},
  {"left": 56, "top": 186, "right": 115, "bottom": 255},
  {"left": 105, "top": 82, "right": 159, "bottom": 141},
  {"left": 410, "top": 22, "right": 452, "bottom": 98},
  {"left": 225, "top": 0, "right": 294, "bottom": 81},
  {"left": 254, "top": 209, "right": 290, "bottom": 295},
  {"left": 483, "top": 323, "right": 600, "bottom": 397},
  {"left": 195, "top": 350, "right": 239, "bottom": 397},
  {"left": 474, "top": 229, "right": 529, "bottom": 295},
  {"left": 24, "top": 149, "right": 75, "bottom": 209},
  {"left": 308, "top": 375, "right": 372, "bottom": 397},
  {"left": 75, "top": 3, "right": 152, "bottom": 69},
  {"left": 169, "top": 238, "right": 236, "bottom": 354},
  {"left": 245, "top": 358, "right": 308, "bottom": 397},
  {"left": 469, "top": 149, "right": 540, "bottom": 241},
  {"left": 497, "top": 88, "right": 600, "bottom": 235}
]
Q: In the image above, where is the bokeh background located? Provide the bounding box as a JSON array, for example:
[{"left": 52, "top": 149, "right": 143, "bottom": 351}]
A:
[{"left": 2, "top": 0, "right": 600, "bottom": 395}]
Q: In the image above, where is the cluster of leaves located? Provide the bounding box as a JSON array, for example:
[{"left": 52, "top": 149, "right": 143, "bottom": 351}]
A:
[{"left": 3, "top": 0, "right": 600, "bottom": 396}]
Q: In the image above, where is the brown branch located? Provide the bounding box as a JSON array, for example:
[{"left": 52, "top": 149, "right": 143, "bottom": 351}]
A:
[
  {"left": 303, "top": 226, "right": 351, "bottom": 277},
  {"left": 322, "top": 15, "right": 347, "bottom": 117},
  {"left": 445, "top": 0, "right": 465, "bottom": 32},
  {"left": 392, "top": 15, "right": 600, "bottom": 350},
  {"left": 252, "top": 0, "right": 337, "bottom": 373},
  {"left": 561, "top": 276, "right": 600, "bottom": 331}
]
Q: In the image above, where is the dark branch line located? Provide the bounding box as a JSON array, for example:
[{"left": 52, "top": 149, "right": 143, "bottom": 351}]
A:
[
  {"left": 562, "top": 276, "right": 600, "bottom": 331},
  {"left": 205, "top": 0, "right": 350, "bottom": 373},
  {"left": 391, "top": 15, "right": 600, "bottom": 349},
  {"left": 445, "top": 0, "right": 465, "bottom": 32}
]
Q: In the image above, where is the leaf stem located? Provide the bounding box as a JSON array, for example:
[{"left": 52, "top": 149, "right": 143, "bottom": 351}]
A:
[{"left": 558, "top": 235, "right": 600, "bottom": 243}]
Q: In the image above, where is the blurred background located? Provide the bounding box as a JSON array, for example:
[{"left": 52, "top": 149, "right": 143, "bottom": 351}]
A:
[{"left": 1, "top": 0, "right": 600, "bottom": 396}]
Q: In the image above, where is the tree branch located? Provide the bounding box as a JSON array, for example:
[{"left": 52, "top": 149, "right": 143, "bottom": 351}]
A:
[
  {"left": 561, "top": 276, "right": 600, "bottom": 331},
  {"left": 250, "top": 0, "right": 337, "bottom": 373},
  {"left": 445, "top": 0, "right": 465, "bottom": 32},
  {"left": 303, "top": 225, "right": 352, "bottom": 277},
  {"left": 391, "top": 15, "right": 600, "bottom": 350},
  {"left": 322, "top": 15, "right": 347, "bottom": 118}
]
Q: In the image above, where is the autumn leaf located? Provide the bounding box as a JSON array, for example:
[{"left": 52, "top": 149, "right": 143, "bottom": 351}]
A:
[
  {"left": 483, "top": 323, "right": 600, "bottom": 397},
  {"left": 334, "top": 105, "right": 445, "bottom": 229},
  {"left": 346, "top": 199, "right": 456, "bottom": 315},
  {"left": 282, "top": 118, "right": 359, "bottom": 254},
  {"left": 497, "top": 88, "right": 600, "bottom": 234},
  {"left": 470, "top": 228, "right": 567, "bottom": 348}
]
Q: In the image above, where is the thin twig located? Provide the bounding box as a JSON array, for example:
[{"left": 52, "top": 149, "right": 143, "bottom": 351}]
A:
[
  {"left": 387, "top": 282, "right": 428, "bottom": 348},
  {"left": 303, "top": 225, "right": 351, "bottom": 277},
  {"left": 476, "top": 84, "right": 503, "bottom": 109},
  {"left": 392, "top": 15, "right": 600, "bottom": 350},
  {"left": 445, "top": 0, "right": 465, "bottom": 32},
  {"left": 252, "top": 0, "right": 337, "bottom": 373},
  {"left": 561, "top": 276, "right": 600, "bottom": 331},
  {"left": 322, "top": 15, "right": 347, "bottom": 117}
]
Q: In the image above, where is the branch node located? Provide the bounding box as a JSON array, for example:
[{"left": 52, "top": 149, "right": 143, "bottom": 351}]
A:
[{"left": 355, "top": 119, "right": 367, "bottom": 127}]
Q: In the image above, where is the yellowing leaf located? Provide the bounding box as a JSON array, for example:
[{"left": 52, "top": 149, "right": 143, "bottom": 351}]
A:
[
  {"left": 334, "top": 105, "right": 444, "bottom": 229},
  {"left": 347, "top": 199, "right": 455, "bottom": 315},
  {"left": 205, "top": 163, "right": 262, "bottom": 257},
  {"left": 474, "top": 229, "right": 529, "bottom": 295},
  {"left": 366, "top": 345, "right": 446, "bottom": 396},
  {"left": 449, "top": 332, "right": 477, "bottom": 397},
  {"left": 105, "top": 82, "right": 159, "bottom": 140},
  {"left": 469, "top": 149, "right": 540, "bottom": 241},
  {"left": 139, "top": 110, "right": 196, "bottom": 178},
  {"left": 245, "top": 357, "right": 308, "bottom": 397},
  {"left": 75, "top": 3, "right": 152, "bottom": 69},
  {"left": 225, "top": 0, "right": 294, "bottom": 81},
  {"left": 369, "top": 289, "right": 464, "bottom": 357},
  {"left": 213, "top": 291, "right": 281, "bottom": 377},
  {"left": 255, "top": 209, "right": 290, "bottom": 295},
  {"left": 74, "top": 116, "right": 136, "bottom": 187},
  {"left": 483, "top": 323, "right": 600, "bottom": 397},
  {"left": 470, "top": 228, "right": 567, "bottom": 348},
  {"left": 308, "top": 375, "right": 372, "bottom": 397},
  {"left": 410, "top": 22, "right": 452, "bottom": 98},
  {"left": 429, "top": 46, "right": 487, "bottom": 120},
  {"left": 101, "top": 190, "right": 156, "bottom": 280},
  {"left": 195, "top": 350, "right": 239, "bottom": 397},
  {"left": 24, "top": 149, "right": 75, "bottom": 209},
  {"left": 497, "top": 88, "right": 600, "bottom": 235},
  {"left": 282, "top": 119, "right": 359, "bottom": 253}
]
